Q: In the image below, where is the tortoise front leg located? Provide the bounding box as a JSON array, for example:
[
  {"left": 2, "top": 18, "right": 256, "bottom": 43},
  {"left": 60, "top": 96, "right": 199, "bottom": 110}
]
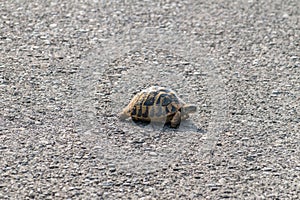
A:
[{"left": 170, "top": 111, "right": 181, "bottom": 128}]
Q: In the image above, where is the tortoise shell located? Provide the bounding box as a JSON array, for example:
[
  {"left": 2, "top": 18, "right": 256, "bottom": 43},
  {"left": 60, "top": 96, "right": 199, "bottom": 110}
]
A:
[{"left": 119, "top": 86, "right": 197, "bottom": 128}]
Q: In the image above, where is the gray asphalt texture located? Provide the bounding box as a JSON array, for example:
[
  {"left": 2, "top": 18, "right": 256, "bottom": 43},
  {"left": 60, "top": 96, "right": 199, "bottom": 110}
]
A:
[{"left": 1, "top": 0, "right": 299, "bottom": 199}]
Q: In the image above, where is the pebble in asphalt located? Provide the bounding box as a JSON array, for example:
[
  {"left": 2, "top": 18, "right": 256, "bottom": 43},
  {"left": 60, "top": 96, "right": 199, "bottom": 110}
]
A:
[{"left": 0, "top": 0, "right": 299, "bottom": 199}]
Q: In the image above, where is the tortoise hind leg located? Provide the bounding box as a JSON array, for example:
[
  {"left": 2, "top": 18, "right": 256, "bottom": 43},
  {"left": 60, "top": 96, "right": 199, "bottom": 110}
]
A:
[
  {"left": 118, "top": 107, "right": 131, "bottom": 120},
  {"left": 170, "top": 111, "right": 181, "bottom": 128}
]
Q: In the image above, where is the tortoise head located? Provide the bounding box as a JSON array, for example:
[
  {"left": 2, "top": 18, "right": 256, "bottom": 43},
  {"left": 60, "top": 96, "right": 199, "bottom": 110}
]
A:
[{"left": 181, "top": 104, "right": 197, "bottom": 115}]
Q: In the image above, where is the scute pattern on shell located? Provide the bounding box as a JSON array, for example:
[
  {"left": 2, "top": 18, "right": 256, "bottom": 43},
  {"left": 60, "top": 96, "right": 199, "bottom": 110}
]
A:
[
  {"left": 125, "top": 86, "right": 183, "bottom": 122},
  {"left": 119, "top": 86, "right": 197, "bottom": 128}
]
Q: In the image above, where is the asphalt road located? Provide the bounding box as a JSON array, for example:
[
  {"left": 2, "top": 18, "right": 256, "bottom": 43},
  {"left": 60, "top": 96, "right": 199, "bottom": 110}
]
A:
[{"left": 0, "top": 0, "right": 299, "bottom": 199}]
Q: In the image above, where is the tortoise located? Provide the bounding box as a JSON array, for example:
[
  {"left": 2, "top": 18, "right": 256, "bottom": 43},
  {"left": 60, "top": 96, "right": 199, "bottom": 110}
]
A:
[{"left": 118, "top": 86, "right": 197, "bottom": 128}]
